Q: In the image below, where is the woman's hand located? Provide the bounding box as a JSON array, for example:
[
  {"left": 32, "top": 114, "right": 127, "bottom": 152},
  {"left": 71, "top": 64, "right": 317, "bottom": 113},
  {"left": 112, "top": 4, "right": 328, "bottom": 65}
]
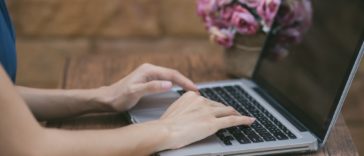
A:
[
  {"left": 155, "top": 91, "right": 256, "bottom": 150},
  {"left": 98, "top": 63, "right": 198, "bottom": 112},
  {"left": 17, "top": 63, "right": 198, "bottom": 121}
]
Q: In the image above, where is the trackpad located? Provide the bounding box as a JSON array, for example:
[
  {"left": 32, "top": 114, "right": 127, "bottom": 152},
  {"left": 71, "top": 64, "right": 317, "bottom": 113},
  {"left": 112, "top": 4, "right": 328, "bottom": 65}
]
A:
[{"left": 129, "top": 91, "right": 180, "bottom": 123}]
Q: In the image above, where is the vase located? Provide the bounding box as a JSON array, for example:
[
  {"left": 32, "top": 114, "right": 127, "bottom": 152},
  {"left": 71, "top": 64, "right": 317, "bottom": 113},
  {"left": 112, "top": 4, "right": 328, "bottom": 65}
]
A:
[{"left": 224, "top": 32, "right": 266, "bottom": 78}]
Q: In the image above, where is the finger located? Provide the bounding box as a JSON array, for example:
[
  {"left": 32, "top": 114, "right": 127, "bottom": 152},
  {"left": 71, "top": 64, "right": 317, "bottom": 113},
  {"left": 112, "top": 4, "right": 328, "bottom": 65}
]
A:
[
  {"left": 134, "top": 80, "right": 173, "bottom": 96},
  {"left": 212, "top": 106, "right": 240, "bottom": 118},
  {"left": 215, "top": 116, "right": 256, "bottom": 129},
  {"left": 207, "top": 100, "right": 227, "bottom": 107},
  {"left": 147, "top": 65, "right": 198, "bottom": 91}
]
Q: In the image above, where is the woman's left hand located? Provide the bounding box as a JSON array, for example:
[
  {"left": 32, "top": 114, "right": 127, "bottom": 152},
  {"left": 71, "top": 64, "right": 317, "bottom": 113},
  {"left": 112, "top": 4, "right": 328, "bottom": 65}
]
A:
[{"left": 97, "top": 63, "right": 198, "bottom": 112}]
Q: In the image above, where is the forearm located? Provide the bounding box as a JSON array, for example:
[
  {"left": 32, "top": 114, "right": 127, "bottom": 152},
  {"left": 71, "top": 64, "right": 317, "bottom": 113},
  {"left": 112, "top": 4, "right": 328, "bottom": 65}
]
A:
[
  {"left": 42, "top": 121, "right": 170, "bottom": 156},
  {"left": 9, "top": 86, "right": 172, "bottom": 156},
  {"left": 1, "top": 66, "right": 170, "bottom": 156},
  {"left": 16, "top": 86, "right": 113, "bottom": 121}
]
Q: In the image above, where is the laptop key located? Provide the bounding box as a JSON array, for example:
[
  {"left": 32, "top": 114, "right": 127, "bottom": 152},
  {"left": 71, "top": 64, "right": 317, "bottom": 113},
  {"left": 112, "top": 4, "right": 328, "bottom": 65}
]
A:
[
  {"left": 280, "top": 127, "right": 297, "bottom": 139},
  {"left": 216, "top": 129, "right": 233, "bottom": 146},
  {"left": 270, "top": 128, "right": 289, "bottom": 140},
  {"left": 275, "top": 133, "right": 289, "bottom": 140},
  {"left": 227, "top": 127, "right": 251, "bottom": 144},
  {"left": 239, "top": 126, "right": 264, "bottom": 143},
  {"left": 249, "top": 136, "right": 264, "bottom": 143},
  {"left": 221, "top": 139, "right": 233, "bottom": 146},
  {"left": 286, "top": 132, "right": 297, "bottom": 139},
  {"left": 275, "top": 122, "right": 297, "bottom": 139},
  {"left": 251, "top": 122, "right": 276, "bottom": 141}
]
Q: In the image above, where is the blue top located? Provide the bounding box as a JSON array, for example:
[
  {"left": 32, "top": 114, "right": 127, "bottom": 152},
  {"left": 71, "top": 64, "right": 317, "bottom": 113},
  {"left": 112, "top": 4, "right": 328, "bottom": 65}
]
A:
[{"left": 0, "top": 0, "right": 16, "bottom": 82}]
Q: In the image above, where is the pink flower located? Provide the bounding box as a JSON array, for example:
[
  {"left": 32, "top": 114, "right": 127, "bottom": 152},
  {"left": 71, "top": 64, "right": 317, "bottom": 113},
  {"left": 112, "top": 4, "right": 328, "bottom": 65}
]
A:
[
  {"left": 216, "top": 0, "right": 234, "bottom": 7},
  {"left": 227, "top": 5, "right": 260, "bottom": 35},
  {"left": 238, "top": 0, "right": 261, "bottom": 8},
  {"left": 257, "top": 0, "right": 281, "bottom": 31},
  {"left": 275, "top": 0, "right": 312, "bottom": 44},
  {"left": 200, "top": 9, "right": 227, "bottom": 30},
  {"left": 197, "top": 0, "right": 218, "bottom": 17},
  {"left": 209, "top": 27, "right": 235, "bottom": 48},
  {"left": 279, "top": 0, "right": 312, "bottom": 32},
  {"left": 277, "top": 28, "right": 302, "bottom": 44}
]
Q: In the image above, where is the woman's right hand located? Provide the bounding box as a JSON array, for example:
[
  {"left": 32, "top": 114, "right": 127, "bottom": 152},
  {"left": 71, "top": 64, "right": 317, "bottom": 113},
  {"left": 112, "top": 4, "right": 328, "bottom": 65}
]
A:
[{"left": 157, "top": 91, "right": 256, "bottom": 150}]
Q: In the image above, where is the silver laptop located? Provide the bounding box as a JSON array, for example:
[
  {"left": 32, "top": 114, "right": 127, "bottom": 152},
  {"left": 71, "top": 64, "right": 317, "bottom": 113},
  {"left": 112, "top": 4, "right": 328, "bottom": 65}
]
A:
[{"left": 128, "top": 0, "right": 364, "bottom": 155}]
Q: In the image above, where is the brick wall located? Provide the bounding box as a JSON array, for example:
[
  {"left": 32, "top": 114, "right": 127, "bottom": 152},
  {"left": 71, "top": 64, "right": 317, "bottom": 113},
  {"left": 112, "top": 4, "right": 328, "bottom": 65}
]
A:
[{"left": 7, "top": 0, "right": 219, "bottom": 87}]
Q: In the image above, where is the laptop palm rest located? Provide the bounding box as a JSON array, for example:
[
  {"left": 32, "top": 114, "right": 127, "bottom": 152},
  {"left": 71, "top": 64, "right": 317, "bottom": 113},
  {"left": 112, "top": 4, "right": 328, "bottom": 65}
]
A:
[{"left": 129, "top": 91, "right": 179, "bottom": 123}]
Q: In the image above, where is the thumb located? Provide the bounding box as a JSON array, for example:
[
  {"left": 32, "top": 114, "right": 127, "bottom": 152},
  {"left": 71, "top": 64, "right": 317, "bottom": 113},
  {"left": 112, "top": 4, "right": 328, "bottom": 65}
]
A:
[{"left": 134, "top": 80, "right": 173, "bottom": 96}]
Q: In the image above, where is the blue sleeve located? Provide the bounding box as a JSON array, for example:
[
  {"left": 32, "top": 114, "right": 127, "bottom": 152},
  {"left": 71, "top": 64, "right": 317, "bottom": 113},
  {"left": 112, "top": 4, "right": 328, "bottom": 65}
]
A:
[{"left": 0, "top": 0, "right": 17, "bottom": 83}]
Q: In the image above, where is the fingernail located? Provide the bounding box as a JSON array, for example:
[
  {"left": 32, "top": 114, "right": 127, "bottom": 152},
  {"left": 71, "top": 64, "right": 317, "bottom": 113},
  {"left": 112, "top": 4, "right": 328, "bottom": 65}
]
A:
[
  {"left": 193, "top": 84, "right": 198, "bottom": 89},
  {"left": 161, "top": 81, "right": 173, "bottom": 89},
  {"left": 249, "top": 117, "right": 256, "bottom": 123}
]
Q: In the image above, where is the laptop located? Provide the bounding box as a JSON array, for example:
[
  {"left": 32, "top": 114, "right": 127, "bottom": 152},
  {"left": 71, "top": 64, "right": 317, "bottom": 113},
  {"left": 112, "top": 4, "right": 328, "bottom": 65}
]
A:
[{"left": 128, "top": 0, "right": 364, "bottom": 155}]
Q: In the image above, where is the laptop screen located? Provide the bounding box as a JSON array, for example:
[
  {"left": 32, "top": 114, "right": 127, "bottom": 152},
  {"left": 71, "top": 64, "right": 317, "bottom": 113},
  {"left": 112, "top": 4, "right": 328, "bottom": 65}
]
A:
[{"left": 253, "top": 0, "right": 364, "bottom": 141}]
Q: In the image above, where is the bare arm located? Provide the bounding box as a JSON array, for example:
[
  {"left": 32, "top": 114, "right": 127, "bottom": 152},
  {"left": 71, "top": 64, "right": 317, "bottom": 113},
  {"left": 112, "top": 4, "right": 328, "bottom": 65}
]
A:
[
  {"left": 17, "top": 63, "right": 199, "bottom": 121},
  {"left": 0, "top": 66, "right": 168, "bottom": 155},
  {"left": 0, "top": 65, "right": 255, "bottom": 156},
  {"left": 15, "top": 86, "right": 110, "bottom": 121},
  {"left": 0, "top": 66, "right": 45, "bottom": 156}
]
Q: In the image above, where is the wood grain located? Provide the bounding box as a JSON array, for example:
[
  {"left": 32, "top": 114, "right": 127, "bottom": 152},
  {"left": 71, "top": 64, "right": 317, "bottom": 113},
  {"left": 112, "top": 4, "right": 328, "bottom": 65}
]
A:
[{"left": 48, "top": 51, "right": 358, "bottom": 155}]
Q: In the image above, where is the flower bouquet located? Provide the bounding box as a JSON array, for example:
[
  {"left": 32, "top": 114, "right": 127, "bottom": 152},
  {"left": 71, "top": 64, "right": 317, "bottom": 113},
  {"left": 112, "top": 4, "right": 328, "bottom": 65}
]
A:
[{"left": 197, "top": 0, "right": 312, "bottom": 77}]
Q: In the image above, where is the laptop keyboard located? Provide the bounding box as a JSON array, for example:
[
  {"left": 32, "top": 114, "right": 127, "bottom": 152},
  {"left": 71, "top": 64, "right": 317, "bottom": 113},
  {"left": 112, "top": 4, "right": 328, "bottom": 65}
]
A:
[{"left": 177, "top": 85, "right": 297, "bottom": 146}]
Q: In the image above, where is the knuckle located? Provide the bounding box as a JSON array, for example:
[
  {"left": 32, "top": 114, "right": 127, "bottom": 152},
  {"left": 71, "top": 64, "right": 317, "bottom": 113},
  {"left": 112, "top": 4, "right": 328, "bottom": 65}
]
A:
[
  {"left": 196, "top": 96, "right": 207, "bottom": 103},
  {"left": 184, "top": 91, "right": 197, "bottom": 97},
  {"left": 212, "top": 101, "right": 223, "bottom": 107},
  {"left": 126, "top": 86, "right": 138, "bottom": 97},
  {"left": 227, "top": 106, "right": 236, "bottom": 113},
  {"left": 208, "top": 99, "right": 218, "bottom": 105},
  {"left": 140, "top": 63, "right": 152, "bottom": 69},
  {"left": 170, "top": 69, "right": 180, "bottom": 77}
]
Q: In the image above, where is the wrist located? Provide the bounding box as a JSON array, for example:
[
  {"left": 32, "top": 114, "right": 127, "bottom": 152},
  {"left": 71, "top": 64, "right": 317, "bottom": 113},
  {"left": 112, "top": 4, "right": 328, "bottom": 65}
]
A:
[
  {"left": 142, "top": 120, "right": 174, "bottom": 153},
  {"left": 86, "top": 86, "right": 116, "bottom": 113}
]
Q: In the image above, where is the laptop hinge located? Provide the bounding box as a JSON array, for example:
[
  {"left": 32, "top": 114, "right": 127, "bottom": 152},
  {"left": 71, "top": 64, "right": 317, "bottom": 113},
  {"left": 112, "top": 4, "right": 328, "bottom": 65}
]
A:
[{"left": 253, "top": 87, "right": 308, "bottom": 132}]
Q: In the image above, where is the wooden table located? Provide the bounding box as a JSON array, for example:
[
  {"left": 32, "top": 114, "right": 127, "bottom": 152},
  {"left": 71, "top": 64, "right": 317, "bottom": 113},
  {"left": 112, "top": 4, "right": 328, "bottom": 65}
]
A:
[{"left": 47, "top": 51, "right": 359, "bottom": 155}]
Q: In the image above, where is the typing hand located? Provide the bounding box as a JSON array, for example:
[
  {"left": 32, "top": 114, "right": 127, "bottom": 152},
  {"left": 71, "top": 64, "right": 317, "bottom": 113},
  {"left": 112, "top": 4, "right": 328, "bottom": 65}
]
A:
[
  {"left": 156, "top": 91, "right": 256, "bottom": 150},
  {"left": 98, "top": 63, "right": 198, "bottom": 112}
]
